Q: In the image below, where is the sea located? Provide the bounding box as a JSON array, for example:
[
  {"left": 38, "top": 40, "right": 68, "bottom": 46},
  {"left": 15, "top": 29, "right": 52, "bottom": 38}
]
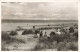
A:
[{"left": 1, "top": 20, "right": 78, "bottom": 31}]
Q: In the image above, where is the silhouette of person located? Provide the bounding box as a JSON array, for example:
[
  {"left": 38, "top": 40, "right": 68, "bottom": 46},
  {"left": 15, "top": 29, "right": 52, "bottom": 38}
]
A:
[
  {"left": 40, "top": 31, "right": 43, "bottom": 37},
  {"left": 44, "top": 32, "right": 47, "bottom": 37}
]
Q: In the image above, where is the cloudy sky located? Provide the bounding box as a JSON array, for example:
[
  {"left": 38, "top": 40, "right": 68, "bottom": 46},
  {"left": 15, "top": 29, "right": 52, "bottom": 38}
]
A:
[{"left": 1, "top": 1, "right": 78, "bottom": 20}]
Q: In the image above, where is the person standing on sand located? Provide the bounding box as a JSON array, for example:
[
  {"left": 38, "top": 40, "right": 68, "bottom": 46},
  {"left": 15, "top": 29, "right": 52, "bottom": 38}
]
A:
[
  {"left": 40, "top": 31, "right": 43, "bottom": 37},
  {"left": 44, "top": 32, "right": 47, "bottom": 37},
  {"left": 33, "top": 26, "right": 35, "bottom": 33},
  {"left": 35, "top": 30, "right": 39, "bottom": 36},
  {"left": 33, "top": 26, "right": 37, "bottom": 37}
]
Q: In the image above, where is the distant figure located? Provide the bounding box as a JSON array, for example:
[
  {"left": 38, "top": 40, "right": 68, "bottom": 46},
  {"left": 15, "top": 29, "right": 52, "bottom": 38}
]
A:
[
  {"left": 65, "top": 27, "right": 70, "bottom": 34},
  {"left": 52, "top": 29, "right": 56, "bottom": 32},
  {"left": 50, "top": 31, "right": 56, "bottom": 38},
  {"left": 33, "top": 26, "right": 37, "bottom": 38},
  {"left": 74, "top": 24, "right": 78, "bottom": 29},
  {"left": 61, "top": 28, "right": 66, "bottom": 34},
  {"left": 56, "top": 32, "right": 61, "bottom": 35},
  {"left": 33, "top": 26, "right": 35, "bottom": 33},
  {"left": 35, "top": 30, "right": 39, "bottom": 36},
  {"left": 40, "top": 31, "right": 43, "bottom": 37},
  {"left": 48, "top": 24, "right": 50, "bottom": 26},
  {"left": 16, "top": 26, "right": 23, "bottom": 31},
  {"left": 69, "top": 27, "right": 74, "bottom": 33},
  {"left": 56, "top": 29, "right": 61, "bottom": 35},
  {"left": 44, "top": 32, "right": 47, "bottom": 37}
]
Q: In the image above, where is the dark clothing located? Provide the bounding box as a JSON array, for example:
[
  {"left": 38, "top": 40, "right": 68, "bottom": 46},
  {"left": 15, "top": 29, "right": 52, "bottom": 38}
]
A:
[
  {"left": 69, "top": 27, "right": 74, "bottom": 33},
  {"left": 40, "top": 32, "right": 43, "bottom": 37}
]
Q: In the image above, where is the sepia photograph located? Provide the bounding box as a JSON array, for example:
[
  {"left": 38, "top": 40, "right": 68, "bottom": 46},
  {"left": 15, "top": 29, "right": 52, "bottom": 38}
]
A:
[{"left": 1, "top": 1, "right": 78, "bottom": 51}]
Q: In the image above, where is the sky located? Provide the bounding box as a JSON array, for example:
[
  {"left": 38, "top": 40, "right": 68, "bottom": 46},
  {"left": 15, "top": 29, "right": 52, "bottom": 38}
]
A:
[{"left": 1, "top": 1, "right": 78, "bottom": 20}]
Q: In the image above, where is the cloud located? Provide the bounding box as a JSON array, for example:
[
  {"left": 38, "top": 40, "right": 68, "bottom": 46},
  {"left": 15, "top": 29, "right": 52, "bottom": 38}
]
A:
[{"left": 1, "top": 2, "right": 78, "bottom": 20}]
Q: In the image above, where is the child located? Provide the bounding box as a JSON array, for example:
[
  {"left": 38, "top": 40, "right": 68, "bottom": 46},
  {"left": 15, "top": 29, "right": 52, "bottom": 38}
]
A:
[{"left": 44, "top": 32, "right": 47, "bottom": 37}]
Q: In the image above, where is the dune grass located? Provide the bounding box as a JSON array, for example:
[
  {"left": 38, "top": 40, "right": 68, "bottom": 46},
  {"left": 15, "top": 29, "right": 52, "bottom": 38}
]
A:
[
  {"left": 22, "top": 29, "right": 34, "bottom": 35},
  {"left": 2, "top": 31, "right": 26, "bottom": 51},
  {"left": 1, "top": 27, "right": 78, "bottom": 51},
  {"left": 32, "top": 31, "right": 78, "bottom": 51}
]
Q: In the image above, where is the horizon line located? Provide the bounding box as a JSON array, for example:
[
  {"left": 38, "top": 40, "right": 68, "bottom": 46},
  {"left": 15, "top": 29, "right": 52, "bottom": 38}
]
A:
[{"left": 2, "top": 19, "right": 78, "bottom": 23}]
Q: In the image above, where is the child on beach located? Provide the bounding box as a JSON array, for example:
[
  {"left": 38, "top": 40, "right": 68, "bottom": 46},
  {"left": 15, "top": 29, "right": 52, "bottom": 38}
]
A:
[{"left": 44, "top": 32, "right": 47, "bottom": 37}]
